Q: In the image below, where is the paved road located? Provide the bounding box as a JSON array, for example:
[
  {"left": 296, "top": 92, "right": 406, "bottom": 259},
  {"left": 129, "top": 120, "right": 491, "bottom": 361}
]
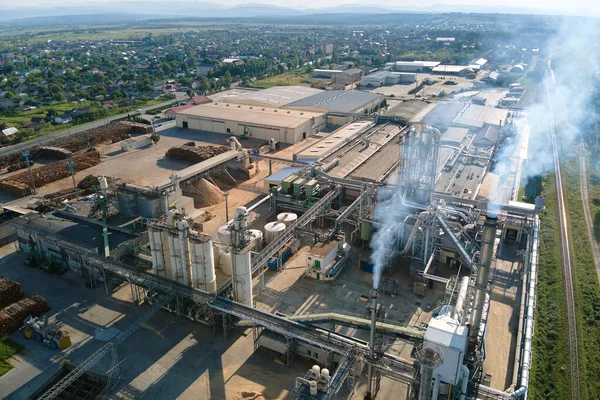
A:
[{"left": 0, "top": 93, "right": 186, "bottom": 158}]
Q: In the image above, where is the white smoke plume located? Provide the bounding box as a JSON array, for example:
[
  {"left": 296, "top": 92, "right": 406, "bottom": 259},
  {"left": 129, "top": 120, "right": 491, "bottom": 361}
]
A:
[
  {"left": 369, "top": 185, "right": 406, "bottom": 290},
  {"left": 489, "top": 17, "right": 600, "bottom": 206}
]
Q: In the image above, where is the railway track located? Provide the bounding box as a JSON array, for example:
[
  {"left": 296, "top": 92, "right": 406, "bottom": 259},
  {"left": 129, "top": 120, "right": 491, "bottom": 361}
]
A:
[{"left": 546, "top": 64, "right": 581, "bottom": 399}]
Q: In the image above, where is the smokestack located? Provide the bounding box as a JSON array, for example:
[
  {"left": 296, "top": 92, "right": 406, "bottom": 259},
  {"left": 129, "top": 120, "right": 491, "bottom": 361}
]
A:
[
  {"left": 469, "top": 215, "right": 497, "bottom": 346},
  {"left": 365, "top": 289, "right": 378, "bottom": 399}
]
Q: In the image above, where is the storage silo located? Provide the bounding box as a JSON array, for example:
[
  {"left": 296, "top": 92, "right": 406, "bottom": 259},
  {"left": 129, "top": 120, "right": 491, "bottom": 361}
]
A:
[
  {"left": 277, "top": 212, "right": 298, "bottom": 227},
  {"left": 189, "top": 236, "right": 216, "bottom": 293},
  {"left": 233, "top": 250, "right": 252, "bottom": 307},
  {"left": 247, "top": 229, "right": 264, "bottom": 252},
  {"left": 139, "top": 195, "right": 161, "bottom": 219},
  {"left": 219, "top": 248, "right": 233, "bottom": 276},
  {"left": 264, "top": 222, "right": 286, "bottom": 245},
  {"left": 117, "top": 191, "right": 139, "bottom": 218}
]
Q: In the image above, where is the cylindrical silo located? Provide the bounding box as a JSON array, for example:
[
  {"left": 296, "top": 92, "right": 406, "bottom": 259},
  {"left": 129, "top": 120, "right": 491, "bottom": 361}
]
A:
[
  {"left": 264, "top": 222, "right": 286, "bottom": 245},
  {"left": 168, "top": 233, "right": 184, "bottom": 284},
  {"left": 219, "top": 248, "right": 233, "bottom": 276},
  {"left": 277, "top": 212, "right": 298, "bottom": 228},
  {"left": 247, "top": 229, "right": 264, "bottom": 252},
  {"left": 233, "top": 250, "right": 252, "bottom": 307},
  {"left": 218, "top": 224, "right": 232, "bottom": 244},
  {"left": 148, "top": 226, "right": 166, "bottom": 277},
  {"left": 117, "top": 191, "right": 139, "bottom": 218},
  {"left": 190, "top": 236, "right": 216, "bottom": 293},
  {"left": 139, "top": 196, "right": 161, "bottom": 219}
]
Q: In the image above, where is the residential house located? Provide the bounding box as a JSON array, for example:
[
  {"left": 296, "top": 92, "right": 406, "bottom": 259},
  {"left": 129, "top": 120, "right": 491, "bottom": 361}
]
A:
[
  {"left": 197, "top": 63, "right": 214, "bottom": 76},
  {"left": 0, "top": 100, "right": 14, "bottom": 109},
  {"left": 2, "top": 127, "right": 18, "bottom": 137},
  {"left": 185, "top": 95, "right": 212, "bottom": 106},
  {"left": 54, "top": 114, "right": 72, "bottom": 124},
  {"left": 147, "top": 92, "right": 163, "bottom": 100}
]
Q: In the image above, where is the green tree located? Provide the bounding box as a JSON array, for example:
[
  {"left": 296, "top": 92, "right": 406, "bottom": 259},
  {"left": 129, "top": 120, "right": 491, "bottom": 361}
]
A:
[
  {"left": 4, "top": 91, "right": 14, "bottom": 99},
  {"left": 223, "top": 71, "right": 232, "bottom": 89}
]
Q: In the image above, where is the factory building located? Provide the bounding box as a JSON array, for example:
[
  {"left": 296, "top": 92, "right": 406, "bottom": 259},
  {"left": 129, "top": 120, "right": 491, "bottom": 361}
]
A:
[
  {"left": 209, "top": 86, "right": 323, "bottom": 108},
  {"left": 440, "top": 127, "right": 469, "bottom": 148},
  {"left": 312, "top": 68, "right": 363, "bottom": 84},
  {"left": 419, "top": 102, "right": 508, "bottom": 132},
  {"left": 175, "top": 102, "right": 326, "bottom": 144},
  {"left": 360, "top": 71, "right": 417, "bottom": 87},
  {"left": 387, "top": 61, "right": 440, "bottom": 72},
  {"left": 284, "top": 90, "right": 384, "bottom": 114}
]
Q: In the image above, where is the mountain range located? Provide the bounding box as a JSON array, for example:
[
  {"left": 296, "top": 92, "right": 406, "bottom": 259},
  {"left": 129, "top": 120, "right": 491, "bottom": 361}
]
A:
[{"left": 0, "top": 2, "right": 577, "bottom": 21}]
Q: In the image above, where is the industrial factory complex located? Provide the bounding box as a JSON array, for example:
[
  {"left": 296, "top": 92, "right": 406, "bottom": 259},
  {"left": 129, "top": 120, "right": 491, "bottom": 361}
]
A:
[{"left": 0, "top": 81, "right": 539, "bottom": 400}]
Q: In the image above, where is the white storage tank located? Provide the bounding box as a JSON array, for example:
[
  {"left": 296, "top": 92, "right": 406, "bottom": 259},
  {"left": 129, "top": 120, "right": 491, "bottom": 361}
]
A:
[
  {"left": 233, "top": 250, "right": 252, "bottom": 307},
  {"left": 189, "top": 236, "right": 216, "bottom": 293},
  {"left": 218, "top": 224, "right": 232, "bottom": 244},
  {"left": 277, "top": 212, "right": 298, "bottom": 227},
  {"left": 264, "top": 222, "right": 286, "bottom": 245},
  {"left": 219, "top": 248, "right": 233, "bottom": 276},
  {"left": 247, "top": 229, "right": 264, "bottom": 252}
]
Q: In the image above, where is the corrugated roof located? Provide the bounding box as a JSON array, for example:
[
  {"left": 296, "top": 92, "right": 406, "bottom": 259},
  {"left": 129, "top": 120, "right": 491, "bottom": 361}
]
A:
[
  {"left": 209, "top": 86, "right": 323, "bottom": 107},
  {"left": 441, "top": 127, "right": 469, "bottom": 145},
  {"left": 256, "top": 331, "right": 288, "bottom": 355},
  {"left": 265, "top": 167, "right": 302, "bottom": 182},
  {"left": 432, "top": 65, "right": 469, "bottom": 73},
  {"left": 178, "top": 102, "right": 324, "bottom": 129},
  {"left": 285, "top": 90, "right": 383, "bottom": 113}
]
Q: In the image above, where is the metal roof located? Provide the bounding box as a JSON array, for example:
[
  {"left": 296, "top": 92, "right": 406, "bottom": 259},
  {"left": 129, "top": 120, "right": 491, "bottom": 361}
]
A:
[
  {"left": 285, "top": 90, "right": 383, "bottom": 113},
  {"left": 264, "top": 167, "right": 302, "bottom": 183},
  {"left": 441, "top": 127, "right": 469, "bottom": 145},
  {"left": 209, "top": 86, "right": 323, "bottom": 107},
  {"left": 424, "top": 315, "right": 468, "bottom": 350},
  {"left": 178, "top": 102, "right": 324, "bottom": 129}
]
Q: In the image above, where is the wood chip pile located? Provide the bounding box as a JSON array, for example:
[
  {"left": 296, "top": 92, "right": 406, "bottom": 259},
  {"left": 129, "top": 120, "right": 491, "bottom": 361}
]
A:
[
  {"left": 166, "top": 143, "right": 229, "bottom": 164},
  {"left": 0, "top": 295, "right": 49, "bottom": 336},
  {"left": 0, "top": 277, "right": 24, "bottom": 309},
  {"left": 7, "top": 161, "right": 34, "bottom": 173},
  {"left": 0, "top": 151, "right": 101, "bottom": 195}
]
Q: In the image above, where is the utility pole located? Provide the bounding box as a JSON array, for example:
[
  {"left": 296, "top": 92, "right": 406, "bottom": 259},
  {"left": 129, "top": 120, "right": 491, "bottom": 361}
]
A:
[
  {"left": 224, "top": 192, "right": 229, "bottom": 223},
  {"left": 23, "top": 151, "right": 36, "bottom": 195},
  {"left": 66, "top": 161, "right": 76, "bottom": 189}
]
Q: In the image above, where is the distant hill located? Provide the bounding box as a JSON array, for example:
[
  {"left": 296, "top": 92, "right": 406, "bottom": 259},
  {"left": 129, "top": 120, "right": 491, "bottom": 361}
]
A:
[{"left": 0, "top": 1, "right": 582, "bottom": 22}]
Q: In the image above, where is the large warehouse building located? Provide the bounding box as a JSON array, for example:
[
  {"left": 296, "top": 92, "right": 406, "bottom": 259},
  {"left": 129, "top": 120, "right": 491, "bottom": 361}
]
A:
[
  {"left": 208, "top": 86, "right": 323, "bottom": 108},
  {"left": 283, "top": 90, "right": 383, "bottom": 114},
  {"left": 175, "top": 102, "right": 326, "bottom": 144}
]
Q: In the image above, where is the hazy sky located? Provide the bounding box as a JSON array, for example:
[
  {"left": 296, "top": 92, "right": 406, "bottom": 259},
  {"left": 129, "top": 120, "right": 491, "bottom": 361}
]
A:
[{"left": 5, "top": 0, "right": 600, "bottom": 15}]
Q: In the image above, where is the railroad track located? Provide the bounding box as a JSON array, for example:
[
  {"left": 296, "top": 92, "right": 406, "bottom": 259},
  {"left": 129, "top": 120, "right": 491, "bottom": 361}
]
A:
[{"left": 546, "top": 65, "right": 581, "bottom": 399}]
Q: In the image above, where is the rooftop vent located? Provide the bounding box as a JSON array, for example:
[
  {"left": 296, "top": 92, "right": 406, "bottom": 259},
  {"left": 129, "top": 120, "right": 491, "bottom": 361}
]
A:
[
  {"left": 226, "top": 104, "right": 229, "bottom": 106},
  {"left": 237, "top": 105, "right": 241, "bottom": 108},
  {"left": 300, "top": 112, "right": 304, "bottom": 115},
  {"left": 274, "top": 109, "right": 278, "bottom": 112}
]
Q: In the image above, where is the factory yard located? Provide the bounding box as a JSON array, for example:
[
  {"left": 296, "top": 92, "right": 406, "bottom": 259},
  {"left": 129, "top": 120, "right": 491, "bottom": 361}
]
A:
[
  {"left": 366, "top": 73, "right": 477, "bottom": 99},
  {"left": 0, "top": 244, "right": 312, "bottom": 400}
]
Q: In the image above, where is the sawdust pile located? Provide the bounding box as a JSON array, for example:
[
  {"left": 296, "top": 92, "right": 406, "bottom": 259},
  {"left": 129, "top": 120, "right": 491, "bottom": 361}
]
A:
[{"left": 193, "top": 178, "right": 224, "bottom": 206}]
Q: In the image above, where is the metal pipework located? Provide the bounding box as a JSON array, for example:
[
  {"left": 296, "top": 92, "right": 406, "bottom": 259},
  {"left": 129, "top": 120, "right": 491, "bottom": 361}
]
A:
[
  {"left": 469, "top": 215, "right": 497, "bottom": 346},
  {"left": 366, "top": 289, "right": 378, "bottom": 399}
]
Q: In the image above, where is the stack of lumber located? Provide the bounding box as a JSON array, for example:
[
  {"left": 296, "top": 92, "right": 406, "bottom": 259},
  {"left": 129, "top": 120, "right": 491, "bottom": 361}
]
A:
[
  {"left": 0, "top": 277, "right": 24, "bottom": 309},
  {"left": 0, "top": 295, "right": 49, "bottom": 336}
]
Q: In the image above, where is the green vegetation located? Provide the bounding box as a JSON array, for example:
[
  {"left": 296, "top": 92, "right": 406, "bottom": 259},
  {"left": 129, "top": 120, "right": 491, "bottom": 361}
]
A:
[
  {"left": 561, "top": 154, "right": 600, "bottom": 399},
  {"left": 587, "top": 159, "right": 600, "bottom": 243},
  {"left": 530, "top": 174, "right": 570, "bottom": 400},
  {"left": 530, "top": 149, "right": 600, "bottom": 400},
  {"left": 0, "top": 338, "right": 23, "bottom": 376},
  {"left": 245, "top": 68, "right": 319, "bottom": 89}
]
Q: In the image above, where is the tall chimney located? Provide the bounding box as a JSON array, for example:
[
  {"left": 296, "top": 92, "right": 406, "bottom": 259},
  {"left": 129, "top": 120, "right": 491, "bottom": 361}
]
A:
[
  {"left": 365, "top": 289, "right": 378, "bottom": 399},
  {"left": 469, "top": 215, "right": 497, "bottom": 346}
]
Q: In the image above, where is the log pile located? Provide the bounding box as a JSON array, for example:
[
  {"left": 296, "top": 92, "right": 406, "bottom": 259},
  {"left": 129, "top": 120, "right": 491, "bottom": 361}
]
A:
[
  {"left": 119, "top": 121, "right": 153, "bottom": 135},
  {"left": 166, "top": 143, "right": 229, "bottom": 164},
  {"left": 7, "top": 161, "right": 35, "bottom": 173},
  {"left": 0, "top": 277, "right": 24, "bottom": 309},
  {"left": 35, "top": 147, "right": 73, "bottom": 160},
  {"left": 0, "top": 295, "right": 49, "bottom": 336},
  {"left": 0, "top": 151, "right": 101, "bottom": 195}
]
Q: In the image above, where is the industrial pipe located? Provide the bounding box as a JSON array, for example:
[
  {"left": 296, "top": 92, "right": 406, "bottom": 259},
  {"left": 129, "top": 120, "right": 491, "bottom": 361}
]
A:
[
  {"left": 459, "top": 365, "right": 470, "bottom": 400},
  {"left": 432, "top": 374, "right": 441, "bottom": 400},
  {"left": 366, "top": 289, "right": 378, "bottom": 399},
  {"left": 453, "top": 276, "right": 470, "bottom": 322},
  {"left": 469, "top": 215, "right": 497, "bottom": 346}
]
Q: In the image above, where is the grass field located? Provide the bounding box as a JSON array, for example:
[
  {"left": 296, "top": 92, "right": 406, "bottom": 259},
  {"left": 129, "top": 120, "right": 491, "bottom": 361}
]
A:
[
  {"left": 586, "top": 157, "right": 600, "bottom": 243},
  {"left": 246, "top": 69, "right": 319, "bottom": 89},
  {"left": 530, "top": 147, "right": 600, "bottom": 400},
  {"left": 0, "top": 338, "right": 23, "bottom": 377}
]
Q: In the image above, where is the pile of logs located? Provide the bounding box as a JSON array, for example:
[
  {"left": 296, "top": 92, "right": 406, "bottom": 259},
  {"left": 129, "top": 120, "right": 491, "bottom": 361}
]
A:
[
  {"left": 166, "top": 143, "right": 229, "bottom": 164},
  {"left": 0, "top": 277, "right": 24, "bottom": 309},
  {"left": 0, "top": 295, "right": 49, "bottom": 336}
]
